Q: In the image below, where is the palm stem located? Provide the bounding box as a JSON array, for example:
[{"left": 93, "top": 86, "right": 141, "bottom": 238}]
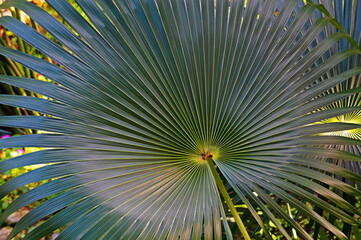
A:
[{"left": 206, "top": 156, "right": 250, "bottom": 240}]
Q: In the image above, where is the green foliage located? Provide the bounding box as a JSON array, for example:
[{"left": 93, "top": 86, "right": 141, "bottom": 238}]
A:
[
  {"left": 0, "top": 145, "right": 47, "bottom": 214},
  {"left": 0, "top": 0, "right": 361, "bottom": 239},
  {"left": 0, "top": 145, "right": 54, "bottom": 240},
  {"left": 0, "top": 7, "right": 44, "bottom": 135}
]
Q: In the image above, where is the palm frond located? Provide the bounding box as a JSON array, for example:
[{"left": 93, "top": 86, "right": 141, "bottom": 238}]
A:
[{"left": 0, "top": 0, "right": 361, "bottom": 239}]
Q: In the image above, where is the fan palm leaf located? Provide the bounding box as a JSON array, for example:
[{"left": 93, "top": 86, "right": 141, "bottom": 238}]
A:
[
  {"left": 306, "top": 1, "right": 361, "bottom": 238},
  {"left": 317, "top": 0, "right": 361, "bottom": 173},
  {"left": 0, "top": 0, "right": 361, "bottom": 239}
]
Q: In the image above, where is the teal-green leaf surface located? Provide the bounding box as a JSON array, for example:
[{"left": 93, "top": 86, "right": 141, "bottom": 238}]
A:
[{"left": 0, "top": 0, "right": 360, "bottom": 239}]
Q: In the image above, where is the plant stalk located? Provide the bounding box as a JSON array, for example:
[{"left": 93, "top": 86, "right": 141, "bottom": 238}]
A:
[{"left": 206, "top": 156, "right": 250, "bottom": 240}]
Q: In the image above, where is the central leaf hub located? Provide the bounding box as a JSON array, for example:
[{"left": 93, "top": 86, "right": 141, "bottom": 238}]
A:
[{"left": 201, "top": 152, "right": 213, "bottom": 161}]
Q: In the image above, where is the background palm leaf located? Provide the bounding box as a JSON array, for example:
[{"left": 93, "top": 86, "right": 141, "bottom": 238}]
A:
[
  {"left": 0, "top": 7, "right": 45, "bottom": 135},
  {"left": 318, "top": 0, "right": 361, "bottom": 173},
  {"left": 0, "top": 0, "right": 361, "bottom": 239},
  {"left": 308, "top": 1, "right": 361, "bottom": 238}
]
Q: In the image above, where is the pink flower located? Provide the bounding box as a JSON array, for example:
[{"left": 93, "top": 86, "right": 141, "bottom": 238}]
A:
[
  {"left": 17, "top": 149, "right": 25, "bottom": 154},
  {"left": 1, "top": 135, "right": 10, "bottom": 139}
]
